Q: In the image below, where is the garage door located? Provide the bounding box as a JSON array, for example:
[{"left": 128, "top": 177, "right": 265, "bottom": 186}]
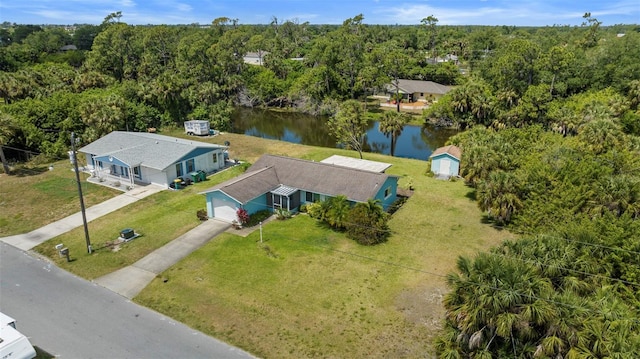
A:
[{"left": 212, "top": 198, "right": 237, "bottom": 222}]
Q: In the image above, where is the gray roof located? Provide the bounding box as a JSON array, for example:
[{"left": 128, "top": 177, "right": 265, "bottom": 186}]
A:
[
  {"left": 387, "top": 79, "right": 451, "bottom": 95},
  {"left": 79, "top": 131, "right": 225, "bottom": 171},
  {"left": 202, "top": 155, "right": 397, "bottom": 204}
]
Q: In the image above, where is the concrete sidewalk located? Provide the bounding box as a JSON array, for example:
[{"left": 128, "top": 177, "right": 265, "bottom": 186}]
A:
[
  {"left": 94, "top": 219, "right": 230, "bottom": 299},
  {"left": 0, "top": 184, "right": 164, "bottom": 251}
]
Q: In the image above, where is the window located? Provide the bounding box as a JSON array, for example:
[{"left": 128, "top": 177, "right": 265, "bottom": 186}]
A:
[
  {"left": 305, "top": 192, "right": 320, "bottom": 202},
  {"left": 175, "top": 163, "right": 183, "bottom": 177},
  {"left": 384, "top": 187, "right": 391, "bottom": 198},
  {"left": 213, "top": 153, "right": 217, "bottom": 163},
  {"left": 420, "top": 92, "right": 424, "bottom": 96},
  {"left": 187, "top": 159, "right": 195, "bottom": 172},
  {"left": 133, "top": 166, "right": 141, "bottom": 179}
]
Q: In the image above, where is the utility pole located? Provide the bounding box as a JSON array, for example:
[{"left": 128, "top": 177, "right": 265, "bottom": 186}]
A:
[{"left": 71, "top": 132, "right": 92, "bottom": 254}]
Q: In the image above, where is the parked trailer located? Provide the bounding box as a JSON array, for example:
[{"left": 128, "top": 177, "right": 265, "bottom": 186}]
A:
[
  {"left": 0, "top": 312, "right": 36, "bottom": 359},
  {"left": 184, "top": 120, "right": 210, "bottom": 136}
]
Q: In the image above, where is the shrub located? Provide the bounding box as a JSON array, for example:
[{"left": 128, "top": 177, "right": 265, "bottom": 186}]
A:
[
  {"left": 345, "top": 200, "right": 389, "bottom": 245},
  {"left": 246, "top": 210, "right": 271, "bottom": 227},
  {"left": 196, "top": 209, "right": 208, "bottom": 221},
  {"left": 275, "top": 208, "right": 292, "bottom": 220},
  {"left": 236, "top": 208, "right": 249, "bottom": 225}
]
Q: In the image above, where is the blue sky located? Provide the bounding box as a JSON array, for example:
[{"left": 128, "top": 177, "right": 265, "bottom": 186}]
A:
[{"left": 1, "top": 0, "right": 638, "bottom": 26}]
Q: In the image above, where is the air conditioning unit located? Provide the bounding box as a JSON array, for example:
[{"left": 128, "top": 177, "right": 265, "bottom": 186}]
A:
[{"left": 120, "top": 228, "right": 134, "bottom": 240}]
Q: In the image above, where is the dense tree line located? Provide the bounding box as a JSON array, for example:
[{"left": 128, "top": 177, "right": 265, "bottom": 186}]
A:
[{"left": 3, "top": 12, "right": 635, "bottom": 160}]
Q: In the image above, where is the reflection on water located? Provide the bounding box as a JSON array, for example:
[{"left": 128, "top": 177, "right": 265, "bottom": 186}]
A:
[{"left": 231, "top": 107, "right": 459, "bottom": 160}]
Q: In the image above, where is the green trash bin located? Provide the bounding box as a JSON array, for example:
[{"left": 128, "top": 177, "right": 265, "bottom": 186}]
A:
[
  {"left": 173, "top": 178, "right": 182, "bottom": 189},
  {"left": 188, "top": 171, "right": 200, "bottom": 183},
  {"left": 197, "top": 170, "right": 206, "bottom": 181}
]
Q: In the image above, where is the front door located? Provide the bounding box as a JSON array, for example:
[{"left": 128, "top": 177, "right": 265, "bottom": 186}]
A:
[{"left": 439, "top": 159, "right": 451, "bottom": 175}]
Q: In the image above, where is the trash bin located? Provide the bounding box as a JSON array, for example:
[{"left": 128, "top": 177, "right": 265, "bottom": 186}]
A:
[
  {"left": 197, "top": 170, "right": 206, "bottom": 181},
  {"left": 173, "top": 178, "right": 182, "bottom": 189},
  {"left": 188, "top": 171, "right": 200, "bottom": 183}
]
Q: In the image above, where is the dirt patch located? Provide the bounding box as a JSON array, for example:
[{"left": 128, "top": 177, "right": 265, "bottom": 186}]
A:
[{"left": 395, "top": 284, "right": 448, "bottom": 333}]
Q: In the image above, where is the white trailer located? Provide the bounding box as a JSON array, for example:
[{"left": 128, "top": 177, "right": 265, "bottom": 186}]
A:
[
  {"left": 184, "top": 120, "right": 211, "bottom": 136},
  {"left": 0, "top": 313, "right": 36, "bottom": 359}
]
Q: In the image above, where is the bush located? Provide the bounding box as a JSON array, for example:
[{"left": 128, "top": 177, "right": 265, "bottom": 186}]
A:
[
  {"left": 345, "top": 201, "right": 389, "bottom": 245},
  {"left": 275, "top": 208, "right": 292, "bottom": 220},
  {"left": 236, "top": 208, "right": 249, "bottom": 225},
  {"left": 245, "top": 210, "right": 271, "bottom": 227},
  {"left": 196, "top": 209, "right": 208, "bottom": 221}
]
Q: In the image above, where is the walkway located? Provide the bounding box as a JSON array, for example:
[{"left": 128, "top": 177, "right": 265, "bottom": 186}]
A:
[
  {"left": 1, "top": 181, "right": 233, "bottom": 299},
  {"left": 0, "top": 184, "right": 165, "bottom": 251},
  {"left": 94, "top": 219, "right": 230, "bottom": 299}
]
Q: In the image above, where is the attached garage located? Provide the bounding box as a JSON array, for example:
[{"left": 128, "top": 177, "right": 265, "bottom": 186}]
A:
[{"left": 211, "top": 197, "right": 238, "bottom": 222}]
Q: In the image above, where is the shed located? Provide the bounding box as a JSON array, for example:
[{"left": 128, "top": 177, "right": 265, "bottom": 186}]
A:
[{"left": 429, "top": 145, "right": 462, "bottom": 178}]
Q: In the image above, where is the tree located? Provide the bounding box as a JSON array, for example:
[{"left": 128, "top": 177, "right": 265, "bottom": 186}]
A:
[
  {"left": 326, "top": 195, "right": 350, "bottom": 229},
  {"left": 421, "top": 15, "right": 438, "bottom": 62},
  {"left": 346, "top": 199, "right": 389, "bottom": 245},
  {"left": 79, "top": 91, "right": 126, "bottom": 142},
  {"left": 0, "top": 113, "right": 17, "bottom": 174},
  {"left": 328, "top": 100, "right": 368, "bottom": 158},
  {"left": 476, "top": 170, "right": 523, "bottom": 225},
  {"left": 378, "top": 111, "right": 407, "bottom": 156}
]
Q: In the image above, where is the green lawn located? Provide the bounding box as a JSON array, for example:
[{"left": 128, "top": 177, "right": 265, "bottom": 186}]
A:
[
  {"left": 0, "top": 159, "right": 120, "bottom": 237},
  {"left": 14, "top": 134, "right": 512, "bottom": 357},
  {"left": 32, "top": 165, "right": 247, "bottom": 279}
]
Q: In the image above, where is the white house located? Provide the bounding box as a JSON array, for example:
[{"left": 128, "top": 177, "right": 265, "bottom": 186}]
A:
[{"left": 79, "top": 131, "right": 227, "bottom": 188}]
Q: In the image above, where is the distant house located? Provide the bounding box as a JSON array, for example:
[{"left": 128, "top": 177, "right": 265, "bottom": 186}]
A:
[
  {"left": 79, "top": 131, "right": 227, "bottom": 188},
  {"left": 243, "top": 51, "right": 268, "bottom": 65},
  {"left": 60, "top": 44, "right": 77, "bottom": 51},
  {"left": 381, "top": 79, "right": 451, "bottom": 103},
  {"left": 200, "top": 154, "right": 398, "bottom": 222},
  {"left": 429, "top": 145, "right": 462, "bottom": 178}
]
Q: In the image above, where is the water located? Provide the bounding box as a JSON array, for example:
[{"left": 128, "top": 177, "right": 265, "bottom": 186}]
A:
[{"left": 230, "top": 108, "right": 459, "bottom": 160}]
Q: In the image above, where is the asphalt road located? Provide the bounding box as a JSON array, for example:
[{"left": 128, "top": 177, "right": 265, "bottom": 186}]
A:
[{"left": 0, "top": 243, "right": 255, "bottom": 359}]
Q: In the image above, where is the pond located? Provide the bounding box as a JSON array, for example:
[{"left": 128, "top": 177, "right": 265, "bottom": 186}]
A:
[{"left": 230, "top": 108, "right": 459, "bottom": 161}]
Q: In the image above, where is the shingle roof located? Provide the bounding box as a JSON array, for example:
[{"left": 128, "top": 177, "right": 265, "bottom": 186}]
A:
[
  {"left": 387, "top": 79, "right": 451, "bottom": 95},
  {"left": 79, "top": 131, "right": 225, "bottom": 170},
  {"left": 201, "top": 155, "right": 397, "bottom": 204},
  {"left": 430, "top": 145, "right": 462, "bottom": 160}
]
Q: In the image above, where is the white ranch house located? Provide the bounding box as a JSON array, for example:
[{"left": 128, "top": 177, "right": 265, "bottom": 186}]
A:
[{"left": 79, "top": 131, "right": 227, "bottom": 188}]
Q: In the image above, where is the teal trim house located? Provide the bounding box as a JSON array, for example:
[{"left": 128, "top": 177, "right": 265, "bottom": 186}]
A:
[
  {"left": 200, "top": 155, "right": 398, "bottom": 222},
  {"left": 79, "top": 131, "right": 227, "bottom": 188},
  {"left": 430, "top": 145, "right": 462, "bottom": 178}
]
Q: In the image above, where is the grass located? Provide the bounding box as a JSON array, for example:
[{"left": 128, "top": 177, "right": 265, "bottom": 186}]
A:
[
  {"left": 13, "top": 132, "right": 513, "bottom": 357},
  {"left": 0, "top": 159, "right": 120, "bottom": 237},
  {"left": 32, "top": 165, "right": 247, "bottom": 279}
]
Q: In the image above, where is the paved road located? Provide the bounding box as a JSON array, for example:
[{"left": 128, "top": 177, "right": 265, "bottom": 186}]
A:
[{"left": 0, "top": 243, "right": 255, "bottom": 359}]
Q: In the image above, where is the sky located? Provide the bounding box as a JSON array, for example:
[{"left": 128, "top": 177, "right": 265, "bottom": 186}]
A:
[{"left": 1, "top": 0, "right": 638, "bottom": 27}]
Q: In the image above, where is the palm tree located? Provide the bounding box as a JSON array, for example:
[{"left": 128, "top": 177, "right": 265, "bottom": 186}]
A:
[
  {"left": 326, "top": 195, "right": 350, "bottom": 229},
  {"left": 0, "top": 113, "right": 16, "bottom": 175},
  {"left": 476, "top": 170, "right": 523, "bottom": 225},
  {"left": 378, "top": 111, "right": 407, "bottom": 156}
]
